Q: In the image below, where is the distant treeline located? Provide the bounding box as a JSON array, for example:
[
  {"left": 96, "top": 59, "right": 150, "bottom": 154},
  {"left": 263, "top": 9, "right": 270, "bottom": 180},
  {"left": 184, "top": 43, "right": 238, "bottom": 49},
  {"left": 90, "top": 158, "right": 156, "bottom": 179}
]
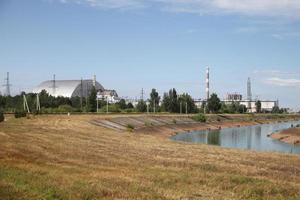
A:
[{"left": 0, "top": 88, "right": 287, "bottom": 114}]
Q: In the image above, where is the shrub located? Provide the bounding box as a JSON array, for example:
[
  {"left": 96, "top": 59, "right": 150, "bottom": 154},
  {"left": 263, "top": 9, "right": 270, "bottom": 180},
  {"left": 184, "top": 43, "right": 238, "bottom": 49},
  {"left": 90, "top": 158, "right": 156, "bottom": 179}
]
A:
[
  {"left": 125, "top": 108, "right": 134, "bottom": 113},
  {"left": 126, "top": 124, "right": 135, "bottom": 131},
  {"left": 15, "top": 111, "right": 27, "bottom": 118},
  {"left": 193, "top": 113, "right": 207, "bottom": 122},
  {"left": 57, "top": 105, "right": 74, "bottom": 113},
  {"left": 0, "top": 111, "right": 4, "bottom": 122},
  {"left": 172, "top": 119, "right": 177, "bottom": 124}
]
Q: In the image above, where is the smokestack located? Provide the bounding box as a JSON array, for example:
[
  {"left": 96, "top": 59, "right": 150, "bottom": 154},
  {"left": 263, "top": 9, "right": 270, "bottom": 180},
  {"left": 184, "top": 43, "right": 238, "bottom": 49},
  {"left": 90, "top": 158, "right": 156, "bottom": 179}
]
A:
[
  {"left": 93, "top": 75, "right": 96, "bottom": 87},
  {"left": 206, "top": 67, "right": 210, "bottom": 100},
  {"left": 247, "top": 77, "right": 252, "bottom": 101},
  {"left": 247, "top": 77, "right": 252, "bottom": 110}
]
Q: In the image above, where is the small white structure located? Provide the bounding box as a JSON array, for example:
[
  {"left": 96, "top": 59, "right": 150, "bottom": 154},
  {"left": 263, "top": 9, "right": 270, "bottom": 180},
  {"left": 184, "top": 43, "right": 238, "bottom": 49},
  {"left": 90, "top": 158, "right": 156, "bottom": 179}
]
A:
[{"left": 97, "top": 90, "right": 120, "bottom": 103}]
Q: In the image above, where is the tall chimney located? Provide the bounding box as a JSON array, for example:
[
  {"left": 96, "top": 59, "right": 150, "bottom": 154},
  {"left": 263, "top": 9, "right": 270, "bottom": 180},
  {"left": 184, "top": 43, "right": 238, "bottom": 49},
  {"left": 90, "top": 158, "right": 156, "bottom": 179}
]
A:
[
  {"left": 206, "top": 67, "right": 210, "bottom": 100},
  {"left": 247, "top": 77, "right": 252, "bottom": 110}
]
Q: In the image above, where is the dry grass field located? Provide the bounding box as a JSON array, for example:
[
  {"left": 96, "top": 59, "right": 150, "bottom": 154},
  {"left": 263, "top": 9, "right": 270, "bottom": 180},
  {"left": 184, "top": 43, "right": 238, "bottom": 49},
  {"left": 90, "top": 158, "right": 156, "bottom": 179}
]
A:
[{"left": 0, "top": 114, "right": 300, "bottom": 200}]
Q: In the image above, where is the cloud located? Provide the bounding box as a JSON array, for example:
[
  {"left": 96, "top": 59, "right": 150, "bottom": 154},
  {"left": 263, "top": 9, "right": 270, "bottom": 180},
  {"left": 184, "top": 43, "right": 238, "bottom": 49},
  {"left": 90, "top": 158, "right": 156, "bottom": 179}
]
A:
[
  {"left": 53, "top": 0, "right": 300, "bottom": 18},
  {"left": 57, "top": 0, "right": 144, "bottom": 9},
  {"left": 265, "top": 77, "right": 300, "bottom": 87}
]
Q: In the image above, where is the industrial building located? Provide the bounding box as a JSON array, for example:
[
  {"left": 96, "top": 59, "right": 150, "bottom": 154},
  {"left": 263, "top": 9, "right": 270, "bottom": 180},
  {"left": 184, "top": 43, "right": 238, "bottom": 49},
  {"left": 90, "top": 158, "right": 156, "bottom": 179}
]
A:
[
  {"left": 33, "top": 75, "right": 119, "bottom": 102},
  {"left": 195, "top": 67, "right": 278, "bottom": 113}
]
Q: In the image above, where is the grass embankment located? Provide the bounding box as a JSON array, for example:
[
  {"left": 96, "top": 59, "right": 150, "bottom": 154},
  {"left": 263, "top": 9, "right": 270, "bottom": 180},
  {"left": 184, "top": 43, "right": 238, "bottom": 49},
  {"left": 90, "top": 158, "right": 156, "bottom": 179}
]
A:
[{"left": 0, "top": 114, "right": 300, "bottom": 199}]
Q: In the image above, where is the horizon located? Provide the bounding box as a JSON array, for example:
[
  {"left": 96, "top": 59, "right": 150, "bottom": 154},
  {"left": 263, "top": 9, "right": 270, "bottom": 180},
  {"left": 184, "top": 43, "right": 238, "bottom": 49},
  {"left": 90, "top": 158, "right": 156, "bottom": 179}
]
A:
[{"left": 1, "top": 0, "right": 300, "bottom": 109}]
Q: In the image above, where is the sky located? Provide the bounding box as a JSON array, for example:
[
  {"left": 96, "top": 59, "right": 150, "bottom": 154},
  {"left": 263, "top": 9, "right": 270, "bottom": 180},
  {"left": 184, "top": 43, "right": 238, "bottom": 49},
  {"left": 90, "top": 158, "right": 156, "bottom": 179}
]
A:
[{"left": 1, "top": 0, "right": 300, "bottom": 108}]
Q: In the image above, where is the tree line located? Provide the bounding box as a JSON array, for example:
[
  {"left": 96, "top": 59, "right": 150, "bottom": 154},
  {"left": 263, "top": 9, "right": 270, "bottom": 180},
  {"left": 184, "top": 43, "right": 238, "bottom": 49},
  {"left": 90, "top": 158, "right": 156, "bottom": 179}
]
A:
[{"left": 0, "top": 88, "right": 287, "bottom": 114}]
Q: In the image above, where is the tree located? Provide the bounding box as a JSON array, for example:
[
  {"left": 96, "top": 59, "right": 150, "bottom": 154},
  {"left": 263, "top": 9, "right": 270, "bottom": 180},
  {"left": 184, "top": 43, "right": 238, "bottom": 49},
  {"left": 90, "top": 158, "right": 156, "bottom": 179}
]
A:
[
  {"left": 149, "top": 89, "right": 160, "bottom": 112},
  {"left": 207, "top": 93, "right": 221, "bottom": 113},
  {"left": 0, "top": 111, "right": 4, "bottom": 122},
  {"left": 178, "top": 93, "right": 198, "bottom": 113},
  {"left": 271, "top": 106, "right": 280, "bottom": 113},
  {"left": 255, "top": 100, "right": 262, "bottom": 113},
  {"left": 136, "top": 100, "right": 147, "bottom": 112},
  {"left": 127, "top": 102, "right": 134, "bottom": 109},
  {"left": 88, "top": 86, "right": 97, "bottom": 112},
  {"left": 118, "top": 99, "right": 127, "bottom": 110},
  {"left": 162, "top": 88, "right": 179, "bottom": 113}
]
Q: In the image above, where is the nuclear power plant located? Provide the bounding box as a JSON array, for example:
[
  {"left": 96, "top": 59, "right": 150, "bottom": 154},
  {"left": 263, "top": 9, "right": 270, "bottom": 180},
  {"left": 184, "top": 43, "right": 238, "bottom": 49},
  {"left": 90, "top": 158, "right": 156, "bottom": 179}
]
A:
[{"left": 195, "top": 67, "right": 278, "bottom": 113}]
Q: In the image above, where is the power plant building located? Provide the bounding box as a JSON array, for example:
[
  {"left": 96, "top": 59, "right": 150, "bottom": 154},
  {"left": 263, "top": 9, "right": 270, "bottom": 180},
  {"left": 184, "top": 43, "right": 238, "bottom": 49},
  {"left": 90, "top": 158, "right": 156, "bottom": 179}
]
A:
[{"left": 195, "top": 68, "right": 279, "bottom": 113}]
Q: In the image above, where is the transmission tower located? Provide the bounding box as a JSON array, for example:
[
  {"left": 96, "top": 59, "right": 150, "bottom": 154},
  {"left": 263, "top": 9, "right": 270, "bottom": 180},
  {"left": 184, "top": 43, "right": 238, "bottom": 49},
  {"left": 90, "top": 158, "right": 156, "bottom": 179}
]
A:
[
  {"left": 3, "top": 72, "right": 11, "bottom": 96},
  {"left": 51, "top": 74, "right": 57, "bottom": 96},
  {"left": 141, "top": 88, "right": 144, "bottom": 101}
]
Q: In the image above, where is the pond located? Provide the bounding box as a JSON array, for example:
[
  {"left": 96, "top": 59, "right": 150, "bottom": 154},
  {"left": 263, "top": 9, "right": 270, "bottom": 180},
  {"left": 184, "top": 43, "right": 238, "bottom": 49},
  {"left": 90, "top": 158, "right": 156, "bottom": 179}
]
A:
[{"left": 170, "top": 120, "right": 300, "bottom": 154}]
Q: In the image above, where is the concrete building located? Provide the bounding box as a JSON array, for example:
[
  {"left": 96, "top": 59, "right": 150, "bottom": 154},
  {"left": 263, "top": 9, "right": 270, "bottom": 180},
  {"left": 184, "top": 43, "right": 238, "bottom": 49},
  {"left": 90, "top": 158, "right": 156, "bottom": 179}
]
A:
[{"left": 225, "top": 93, "right": 242, "bottom": 101}]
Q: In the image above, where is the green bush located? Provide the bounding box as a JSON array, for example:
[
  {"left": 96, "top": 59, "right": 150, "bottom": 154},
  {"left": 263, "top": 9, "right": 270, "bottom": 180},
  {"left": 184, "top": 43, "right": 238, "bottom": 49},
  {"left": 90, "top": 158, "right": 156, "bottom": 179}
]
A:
[
  {"left": 193, "top": 113, "right": 207, "bottom": 122},
  {"left": 15, "top": 111, "right": 27, "bottom": 118},
  {"left": 126, "top": 124, "right": 135, "bottom": 131},
  {"left": 0, "top": 111, "right": 4, "bottom": 122},
  {"left": 100, "top": 104, "right": 121, "bottom": 113},
  {"left": 125, "top": 108, "right": 135, "bottom": 113},
  {"left": 57, "top": 104, "right": 74, "bottom": 113}
]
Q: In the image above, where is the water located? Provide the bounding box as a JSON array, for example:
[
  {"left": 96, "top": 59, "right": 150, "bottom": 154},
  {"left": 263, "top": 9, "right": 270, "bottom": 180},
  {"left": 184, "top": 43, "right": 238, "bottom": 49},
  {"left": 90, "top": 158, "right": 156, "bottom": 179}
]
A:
[{"left": 170, "top": 120, "right": 300, "bottom": 154}]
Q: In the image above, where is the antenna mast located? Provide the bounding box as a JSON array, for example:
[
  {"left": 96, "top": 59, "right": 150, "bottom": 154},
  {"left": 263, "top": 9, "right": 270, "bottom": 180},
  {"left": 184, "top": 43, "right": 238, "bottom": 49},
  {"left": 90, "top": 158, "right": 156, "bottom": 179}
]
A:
[{"left": 141, "top": 88, "right": 144, "bottom": 101}]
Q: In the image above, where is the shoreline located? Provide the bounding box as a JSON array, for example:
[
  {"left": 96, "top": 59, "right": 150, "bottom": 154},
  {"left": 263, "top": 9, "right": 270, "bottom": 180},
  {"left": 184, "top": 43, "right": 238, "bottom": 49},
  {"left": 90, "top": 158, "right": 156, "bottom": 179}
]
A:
[
  {"left": 134, "top": 118, "right": 298, "bottom": 138},
  {"left": 271, "top": 127, "right": 300, "bottom": 146}
]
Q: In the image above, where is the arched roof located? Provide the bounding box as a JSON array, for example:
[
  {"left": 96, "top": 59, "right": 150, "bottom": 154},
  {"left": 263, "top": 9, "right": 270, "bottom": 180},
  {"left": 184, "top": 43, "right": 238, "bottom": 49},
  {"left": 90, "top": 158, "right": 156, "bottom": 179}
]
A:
[{"left": 32, "top": 80, "right": 105, "bottom": 98}]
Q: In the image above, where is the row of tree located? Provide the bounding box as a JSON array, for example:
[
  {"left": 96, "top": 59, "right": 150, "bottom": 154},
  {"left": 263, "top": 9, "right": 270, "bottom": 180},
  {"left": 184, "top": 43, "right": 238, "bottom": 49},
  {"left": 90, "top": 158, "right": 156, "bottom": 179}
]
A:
[{"left": 0, "top": 88, "right": 286, "bottom": 114}]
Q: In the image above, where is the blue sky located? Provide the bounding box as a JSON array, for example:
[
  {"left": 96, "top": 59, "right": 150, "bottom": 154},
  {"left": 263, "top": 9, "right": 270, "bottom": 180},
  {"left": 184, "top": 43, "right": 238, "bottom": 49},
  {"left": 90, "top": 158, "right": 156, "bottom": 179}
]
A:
[{"left": 1, "top": 0, "right": 300, "bottom": 108}]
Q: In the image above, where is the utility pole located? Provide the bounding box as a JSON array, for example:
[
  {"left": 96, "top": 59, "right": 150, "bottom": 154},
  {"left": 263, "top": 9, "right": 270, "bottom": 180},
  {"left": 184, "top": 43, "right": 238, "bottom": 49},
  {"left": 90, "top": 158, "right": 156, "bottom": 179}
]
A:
[
  {"left": 85, "top": 82, "right": 88, "bottom": 111},
  {"left": 36, "top": 94, "right": 41, "bottom": 111},
  {"left": 23, "top": 94, "right": 30, "bottom": 113},
  {"left": 106, "top": 97, "right": 109, "bottom": 114},
  {"left": 80, "top": 78, "right": 83, "bottom": 111},
  {"left": 180, "top": 102, "right": 182, "bottom": 114},
  {"left": 186, "top": 102, "right": 188, "bottom": 115},
  {"left": 96, "top": 97, "right": 99, "bottom": 113},
  {"left": 146, "top": 101, "right": 149, "bottom": 114}
]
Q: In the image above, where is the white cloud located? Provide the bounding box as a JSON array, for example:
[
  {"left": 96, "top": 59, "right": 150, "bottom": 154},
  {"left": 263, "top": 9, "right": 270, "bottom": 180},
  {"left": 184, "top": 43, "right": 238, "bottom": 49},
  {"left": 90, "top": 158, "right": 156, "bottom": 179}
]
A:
[
  {"left": 53, "top": 0, "right": 300, "bottom": 18},
  {"left": 265, "top": 77, "right": 300, "bottom": 87},
  {"left": 58, "top": 0, "right": 144, "bottom": 9}
]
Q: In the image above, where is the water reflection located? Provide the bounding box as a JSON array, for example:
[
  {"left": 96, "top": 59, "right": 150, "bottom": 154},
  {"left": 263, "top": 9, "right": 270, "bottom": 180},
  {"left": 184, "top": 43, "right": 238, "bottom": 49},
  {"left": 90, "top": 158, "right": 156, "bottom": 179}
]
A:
[
  {"left": 207, "top": 130, "right": 220, "bottom": 145},
  {"left": 171, "top": 120, "right": 300, "bottom": 154}
]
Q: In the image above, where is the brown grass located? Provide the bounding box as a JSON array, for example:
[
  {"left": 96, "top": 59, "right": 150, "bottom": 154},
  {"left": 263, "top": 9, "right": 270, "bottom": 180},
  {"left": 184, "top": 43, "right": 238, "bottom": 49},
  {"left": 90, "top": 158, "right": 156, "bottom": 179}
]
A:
[{"left": 0, "top": 114, "right": 300, "bottom": 200}]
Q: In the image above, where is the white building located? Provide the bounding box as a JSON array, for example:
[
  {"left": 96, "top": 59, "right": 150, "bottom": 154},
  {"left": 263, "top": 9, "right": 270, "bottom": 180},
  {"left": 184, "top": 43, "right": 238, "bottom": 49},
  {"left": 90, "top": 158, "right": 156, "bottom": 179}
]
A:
[{"left": 97, "top": 90, "right": 120, "bottom": 103}]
